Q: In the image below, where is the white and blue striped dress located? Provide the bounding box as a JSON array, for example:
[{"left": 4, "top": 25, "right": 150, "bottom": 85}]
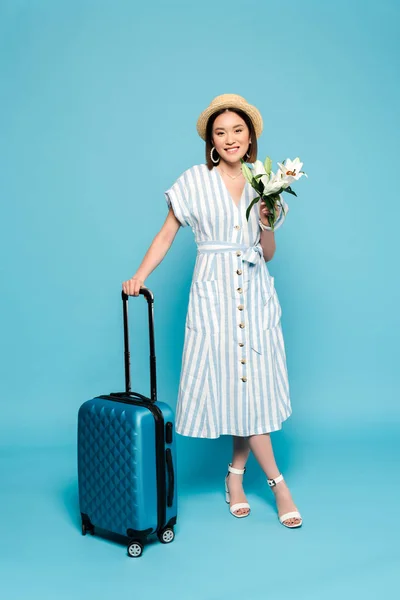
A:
[{"left": 164, "top": 163, "right": 292, "bottom": 438}]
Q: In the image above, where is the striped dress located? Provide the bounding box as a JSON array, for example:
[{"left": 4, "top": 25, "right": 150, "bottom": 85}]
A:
[{"left": 164, "top": 163, "right": 292, "bottom": 438}]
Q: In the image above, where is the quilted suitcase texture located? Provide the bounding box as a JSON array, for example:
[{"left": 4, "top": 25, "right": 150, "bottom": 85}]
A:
[{"left": 77, "top": 288, "right": 177, "bottom": 557}]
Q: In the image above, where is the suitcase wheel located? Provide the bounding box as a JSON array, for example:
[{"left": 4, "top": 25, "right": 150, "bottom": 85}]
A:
[
  {"left": 81, "top": 521, "right": 94, "bottom": 536},
  {"left": 158, "top": 527, "right": 175, "bottom": 544},
  {"left": 127, "top": 540, "right": 143, "bottom": 558}
]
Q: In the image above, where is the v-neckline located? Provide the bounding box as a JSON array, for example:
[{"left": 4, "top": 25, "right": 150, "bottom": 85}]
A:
[{"left": 213, "top": 165, "right": 247, "bottom": 210}]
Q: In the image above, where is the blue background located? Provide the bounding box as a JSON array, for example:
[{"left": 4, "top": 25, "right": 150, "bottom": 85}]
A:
[{"left": 1, "top": 0, "right": 399, "bottom": 598}]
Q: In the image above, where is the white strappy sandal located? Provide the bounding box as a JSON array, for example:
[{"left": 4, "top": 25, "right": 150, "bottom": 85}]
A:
[
  {"left": 225, "top": 463, "right": 251, "bottom": 518},
  {"left": 267, "top": 474, "right": 303, "bottom": 528}
]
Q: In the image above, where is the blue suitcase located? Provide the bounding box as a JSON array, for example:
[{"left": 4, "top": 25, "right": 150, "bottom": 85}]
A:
[{"left": 77, "top": 288, "right": 177, "bottom": 558}]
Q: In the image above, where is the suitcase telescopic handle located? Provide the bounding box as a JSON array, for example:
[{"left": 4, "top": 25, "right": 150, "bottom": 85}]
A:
[{"left": 121, "top": 288, "right": 157, "bottom": 403}]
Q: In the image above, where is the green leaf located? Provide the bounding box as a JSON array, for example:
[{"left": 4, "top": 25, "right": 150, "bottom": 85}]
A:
[
  {"left": 245, "top": 196, "right": 260, "bottom": 221},
  {"left": 253, "top": 177, "right": 264, "bottom": 194},
  {"left": 282, "top": 186, "right": 297, "bottom": 197}
]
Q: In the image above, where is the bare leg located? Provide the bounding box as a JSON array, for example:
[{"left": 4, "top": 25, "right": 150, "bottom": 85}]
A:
[
  {"left": 248, "top": 433, "right": 301, "bottom": 526},
  {"left": 226, "top": 435, "right": 251, "bottom": 516}
]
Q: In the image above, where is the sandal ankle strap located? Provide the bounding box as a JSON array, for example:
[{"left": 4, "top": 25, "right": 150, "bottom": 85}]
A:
[
  {"left": 228, "top": 463, "right": 246, "bottom": 475},
  {"left": 267, "top": 474, "right": 284, "bottom": 487}
]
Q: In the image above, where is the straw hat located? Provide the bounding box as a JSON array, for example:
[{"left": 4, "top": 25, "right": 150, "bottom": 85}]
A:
[{"left": 196, "top": 93, "right": 263, "bottom": 141}]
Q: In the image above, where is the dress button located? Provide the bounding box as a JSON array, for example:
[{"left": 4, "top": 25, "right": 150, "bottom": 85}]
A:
[
  {"left": 239, "top": 342, "right": 244, "bottom": 347},
  {"left": 236, "top": 251, "right": 242, "bottom": 256},
  {"left": 237, "top": 287, "right": 243, "bottom": 293},
  {"left": 241, "top": 376, "right": 247, "bottom": 382},
  {"left": 240, "top": 359, "right": 246, "bottom": 364},
  {"left": 234, "top": 225, "right": 240, "bottom": 230},
  {"left": 238, "top": 305, "right": 244, "bottom": 310},
  {"left": 239, "top": 323, "right": 245, "bottom": 329},
  {"left": 236, "top": 269, "right": 242, "bottom": 275}
]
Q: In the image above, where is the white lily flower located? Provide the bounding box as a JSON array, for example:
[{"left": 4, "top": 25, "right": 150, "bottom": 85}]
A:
[
  {"left": 277, "top": 157, "right": 308, "bottom": 181},
  {"left": 261, "top": 170, "right": 283, "bottom": 195},
  {"left": 252, "top": 159, "right": 266, "bottom": 176},
  {"left": 273, "top": 169, "right": 290, "bottom": 190},
  {"left": 251, "top": 160, "right": 283, "bottom": 194}
]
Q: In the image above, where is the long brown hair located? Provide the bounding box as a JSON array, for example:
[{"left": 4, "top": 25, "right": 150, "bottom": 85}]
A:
[{"left": 204, "top": 108, "right": 258, "bottom": 170}]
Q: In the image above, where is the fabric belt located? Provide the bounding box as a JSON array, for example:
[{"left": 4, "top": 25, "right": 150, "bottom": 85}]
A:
[{"left": 197, "top": 240, "right": 263, "bottom": 264}]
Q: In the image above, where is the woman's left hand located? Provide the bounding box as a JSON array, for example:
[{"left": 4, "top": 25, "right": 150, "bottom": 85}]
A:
[{"left": 260, "top": 199, "right": 282, "bottom": 227}]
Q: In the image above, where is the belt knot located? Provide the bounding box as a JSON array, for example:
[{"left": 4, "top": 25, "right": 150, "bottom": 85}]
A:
[{"left": 241, "top": 244, "right": 263, "bottom": 264}]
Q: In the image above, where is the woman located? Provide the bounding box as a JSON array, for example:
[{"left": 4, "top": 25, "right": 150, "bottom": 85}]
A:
[{"left": 122, "top": 94, "right": 302, "bottom": 528}]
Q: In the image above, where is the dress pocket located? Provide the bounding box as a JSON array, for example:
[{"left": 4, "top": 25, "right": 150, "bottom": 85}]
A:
[
  {"left": 262, "top": 276, "right": 282, "bottom": 330},
  {"left": 187, "top": 279, "right": 220, "bottom": 335},
  {"left": 180, "top": 325, "right": 210, "bottom": 382}
]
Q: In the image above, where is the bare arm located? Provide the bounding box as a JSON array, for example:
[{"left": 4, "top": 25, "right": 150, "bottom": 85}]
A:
[
  {"left": 122, "top": 207, "right": 181, "bottom": 296},
  {"left": 260, "top": 228, "right": 276, "bottom": 262},
  {"left": 259, "top": 200, "right": 281, "bottom": 262}
]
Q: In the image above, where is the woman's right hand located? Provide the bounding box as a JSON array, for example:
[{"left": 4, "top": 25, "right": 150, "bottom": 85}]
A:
[{"left": 122, "top": 276, "right": 146, "bottom": 296}]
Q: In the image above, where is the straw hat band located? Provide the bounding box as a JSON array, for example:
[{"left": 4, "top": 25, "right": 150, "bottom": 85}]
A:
[{"left": 196, "top": 93, "right": 263, "bottom": 141}]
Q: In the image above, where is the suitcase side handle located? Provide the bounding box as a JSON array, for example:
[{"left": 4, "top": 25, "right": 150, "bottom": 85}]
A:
[
  {"left": 121, "top": 289, "right": 157, "bottom": 403},
  {"left": 166, "top": 448, "right": 175, "bottom": 507}
]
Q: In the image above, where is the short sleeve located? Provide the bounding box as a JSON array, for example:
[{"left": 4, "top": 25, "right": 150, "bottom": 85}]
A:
[
  {"left": 164, "top": 173, "right": 191, "bottom": 228},
  {"left": 262, "top": 194, "right": 290, "bottom": 231}
]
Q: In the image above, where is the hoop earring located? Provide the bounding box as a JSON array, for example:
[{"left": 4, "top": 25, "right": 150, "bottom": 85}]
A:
[
  {"left": 210, "top": 146, "right": 220, "bottom": 164},
  {"left": 245, "top": 142, "right": 252, "bottom": 160}
]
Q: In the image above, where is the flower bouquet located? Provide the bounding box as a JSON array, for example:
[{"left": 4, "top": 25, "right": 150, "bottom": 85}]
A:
[{"left": 241, "top": 156, "right": 308, "bottom": 231}]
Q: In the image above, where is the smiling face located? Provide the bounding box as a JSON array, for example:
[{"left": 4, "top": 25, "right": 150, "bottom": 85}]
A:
[{"left": 211, "top": 110, "right": 251, "bottom": 168}]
